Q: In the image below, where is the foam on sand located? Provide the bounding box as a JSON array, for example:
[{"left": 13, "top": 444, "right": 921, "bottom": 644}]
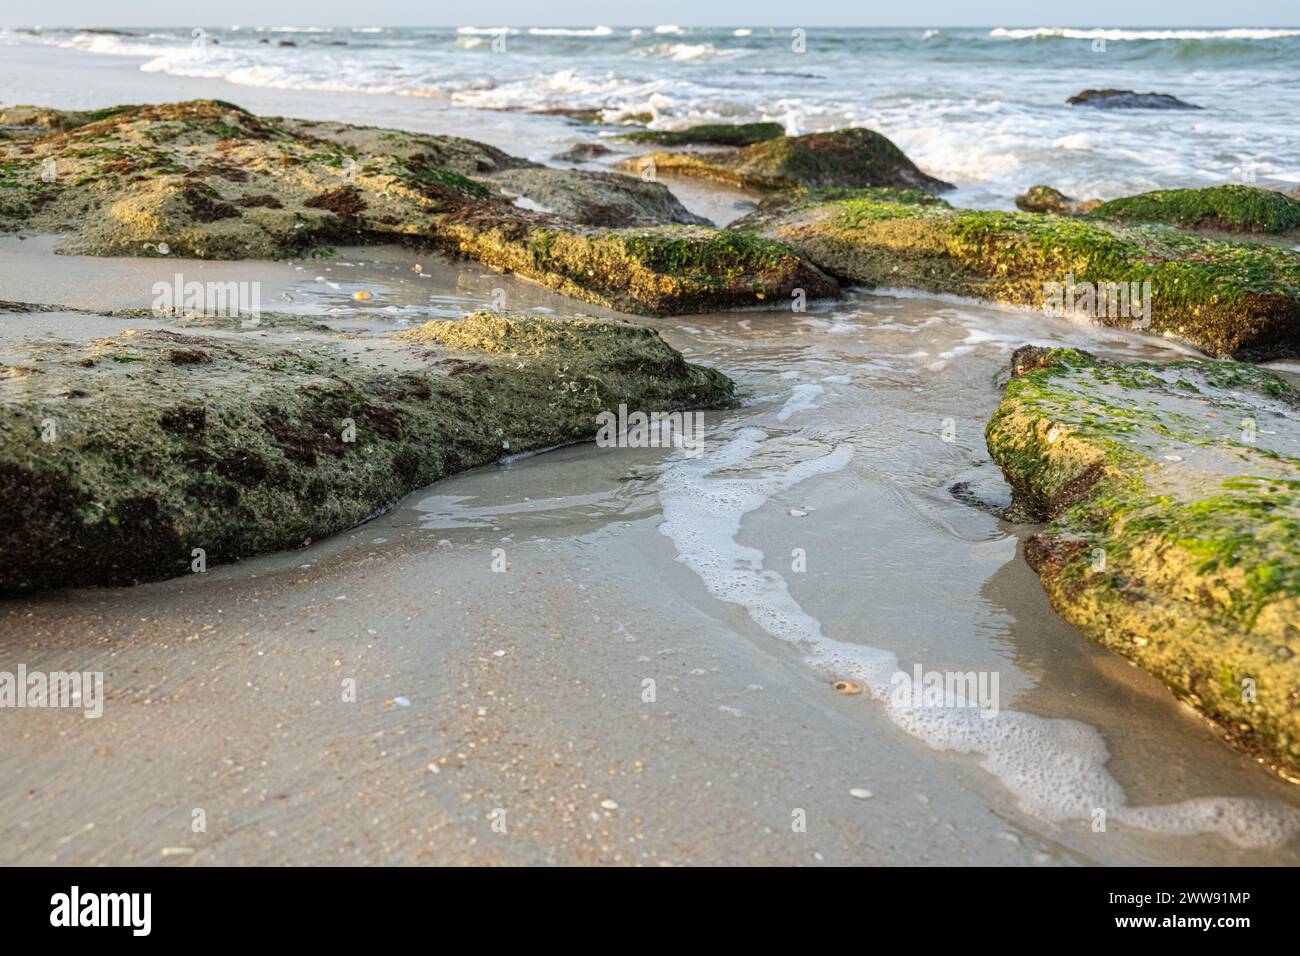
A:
[{"left": 656, "top": 389, "right": 1300, "bottom": 849}]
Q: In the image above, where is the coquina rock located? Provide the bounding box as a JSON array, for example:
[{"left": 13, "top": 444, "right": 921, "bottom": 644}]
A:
[
  {"left": 0, "top": 100, "right": 837, "bottom": 315},
  {"left": 986, "top": 345, "right": 1300, "bottom": 779},
  {"left": 733, "top": 188, "right": 1300, "bottom": 360},
  {"left": 0, "top": 307, "right": 735, "bottom": 592},
  {"left": 619, "top": 127, "right": 954, "bottom": 194}
]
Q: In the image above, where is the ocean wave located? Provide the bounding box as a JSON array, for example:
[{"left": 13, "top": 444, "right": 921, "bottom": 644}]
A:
[
  {"left": 990, "top": 27, "right": 1300, "bottom": 41},
  {"left": 527, "top": 26, "right": 613, "bottom": 37},
  {"left": 138, "top": 54, "right": 406, "bottom": 96},
  {"left": 654, "top": 25, "right": 685, "bottom": 35},
  {"left": 448, "top": 67, "right": 669, "bottom": 114},
  {"left": 638, "top": 42, "right": 746, "bottom": 61},
  {"left": 59, "top": 33, "right": 176, "bottom": 58}
]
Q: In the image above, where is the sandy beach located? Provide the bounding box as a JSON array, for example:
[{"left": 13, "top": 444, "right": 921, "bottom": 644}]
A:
[{"left": 3, "top": 33, "right": 1300, "bottom": 867}]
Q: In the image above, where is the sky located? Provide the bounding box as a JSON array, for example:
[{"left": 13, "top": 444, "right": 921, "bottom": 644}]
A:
[{"left": 4, "top": 1, "right": 1298, "bottom": 28}]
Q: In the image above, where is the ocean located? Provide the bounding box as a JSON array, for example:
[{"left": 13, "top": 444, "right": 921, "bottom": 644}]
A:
[{"left": 4, "top": 24, "right": 1299, "bottom": 208}]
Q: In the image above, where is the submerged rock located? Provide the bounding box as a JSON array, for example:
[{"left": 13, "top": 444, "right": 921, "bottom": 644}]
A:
[
  {"left": 533, "top": 107, "right": 608, "bottom": 125},
  {"left": 551, "top": 142, "right": 612, "bottom": 163},
  {"left": 986, "top": 346, "right": 1300, "bottom": 779},
  {"left": 1014, "top": 184, "right": 1100, "bottom": 216},
  {"left": 734, "top": 187, "right": 1300, "bottom": 359},
  {"left": 0, "top": 308, "right": 735, "bottom": 592},
  {"left": 619, "top": 128, "right": 954, "bottom": 194},
  {"left": 1090, "top": 185, "right": 1300, "bottom": 236},
  {"left": 616, "top": 122, "right": 786, "bottom": 148},
  {"left": 0, "top": 100, "right": 830, "bottom": 314},
  {"left": 485, "top": 166, "right": 709, "bottom": 227},
  {"left": 1066, "top": 89, "right": 1202, "bottom": 110}
]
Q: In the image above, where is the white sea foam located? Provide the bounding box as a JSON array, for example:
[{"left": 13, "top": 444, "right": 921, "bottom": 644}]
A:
[
  {"left": 449, "top": 68, "right": 667, "bottom": 113},
  {"left": 776, "top": 383, "right": 823, "bottom": 422},
  {"left": 639, "top": 42, "right": 744, "bottom": 61},
  {"left": 655, "top": 392, "right": 1300, "bottom": 848}
]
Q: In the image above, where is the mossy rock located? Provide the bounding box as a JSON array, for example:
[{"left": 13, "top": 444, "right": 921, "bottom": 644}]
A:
[
  {"left": 619, "top": 128, "right": 954, "bottom": 194},
  {"left": 0, "top": 103, "right": 141, "bottom": 133},
  {"left": 986, "top": 346, "right": 1300, "bottom": 779},
  {"left": 1090, "top": 185, "right": 1300, "bottom": 236},
  {"left": 0, "top": 100, "right": 514, "bottom": 258},
  {"left": 616, "top": 122, "right": 786, "bottom": 147},
  {"left": 733, "top": 188, "right": 1300, "bottom": 360},
  {"left": 0, "top": 309, "right": 735, "bottom": 592},
  {"left": 438, "top": 215, "right": 839, "bottom": 315},
  {"left": 1015, "top": 184, "right": 1100, "bottom": 216}
]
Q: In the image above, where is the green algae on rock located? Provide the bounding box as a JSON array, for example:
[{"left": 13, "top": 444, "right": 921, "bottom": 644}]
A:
[
  {"left": 619, "top": 128, "right": 954, "bottom": 194},
  {"left": 734, "top": 187, "right": 1300, "bottom": 360},
  {"left": 616, "top": 122, "right": 786, "bottom": 147},
  {"left": 987, "top": 345, "right": 1300, "bottom": 780},
  {"left": 437, "top": 215, "right": 839, "bottom": 315},
  {"left": 0, "top": 309, "right": 735, "bottom": 592},
  {"left": 1090, "top": 185, "right": 1300, "bottom": 237}
]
